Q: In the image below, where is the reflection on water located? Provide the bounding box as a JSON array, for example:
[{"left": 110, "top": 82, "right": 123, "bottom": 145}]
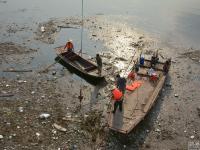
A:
[{"left": 1, "top": 0, "right": 200, "bottom": 49}]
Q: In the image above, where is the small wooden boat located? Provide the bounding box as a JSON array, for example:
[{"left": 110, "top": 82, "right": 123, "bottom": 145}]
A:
[
  {"left": 107, "top": 59, "right": 169, "bottom": 134},
  {"left": 55, "top": 46, "right": 105, "bottom": 85}
]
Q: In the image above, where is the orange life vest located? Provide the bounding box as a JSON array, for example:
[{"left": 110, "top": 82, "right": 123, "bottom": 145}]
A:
[
  {"left": 64, "top": 42, "right": 73, "bottom": 50},
  {"left": 112, "top": 88, "right": 123, "bottom": 101}
]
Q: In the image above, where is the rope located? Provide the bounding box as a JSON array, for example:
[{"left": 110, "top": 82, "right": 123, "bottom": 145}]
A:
[
  {"left": 38, "top": 55, "right": 63, "bottom": 73},
  {"left": 122, "top": 49, "right": 137, "bottom": 76},
  {"left": 79, "top": 0, "right": 84, "bottom": 109},
  {"left": 80, "top": 0, "right": 84, "bottom": 57}
]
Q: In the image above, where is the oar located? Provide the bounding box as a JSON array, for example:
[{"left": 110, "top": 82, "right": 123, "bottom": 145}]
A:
[
  {"left": 38, "top": 61, "right": 57, "bottom": 73},
  {"left": 38, "top": 46, "right": 66, "bottom": 73},
  {"left": 38, "top": 55, "right": 63, "bottom": 73}
]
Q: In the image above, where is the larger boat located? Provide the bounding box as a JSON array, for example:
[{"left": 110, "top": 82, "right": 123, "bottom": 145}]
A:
[{"left": 107, "top": 59, "right": 169, "bottom": 134}]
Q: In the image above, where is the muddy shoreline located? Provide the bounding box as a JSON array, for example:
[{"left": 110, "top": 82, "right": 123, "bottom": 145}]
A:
[{"left": 1, "top": 16, "right": 200, "bottom": 150}]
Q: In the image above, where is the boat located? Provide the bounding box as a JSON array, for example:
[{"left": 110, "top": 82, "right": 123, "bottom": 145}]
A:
[
  {"left": 107, "top": 58, "right": 169, "bottom": 134},
  {"left": 55, "top": 46, "right": 105, "bottom": 85},
  {"left": 54, "top": 0, "right": 106, "bottom": 85}
]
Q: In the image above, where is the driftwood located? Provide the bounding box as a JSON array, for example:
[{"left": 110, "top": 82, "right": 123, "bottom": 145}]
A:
[
  {"left": 57, "top": 25, "right": 79, "bottom": 29},
  {"left": 3, "top": 69, "right": 32, "bottom": 72},
  {"left": 0, "top": 94, "right": 14, "bottom": 97},
  {"left": 38, "top": 61, "right": 57, "bottom": 73}
]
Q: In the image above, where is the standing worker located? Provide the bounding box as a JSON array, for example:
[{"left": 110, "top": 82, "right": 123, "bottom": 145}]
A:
[
  {"left": 151, "top": 51, "right": 159, "bottom": 67},
  {"left": 112, "top": 88, "right": 123, "bottom": 113},
  {"left": 116, "top": 74, "right": 127, "bottom": 95},
  {"left": 96, "top": 54, "right": 102, "bottom": 76},
  {"left": 139, "top": 54, "right": 145, "bottom": 66},
  {"left": 163, "top": 58, "right": 171, "bottom": 74},
  {"left": 134, "top": 60, "right": 140, "bottom": 73},
  {"left": 64, "top": 39, "right": 74, "bottom": 52}
]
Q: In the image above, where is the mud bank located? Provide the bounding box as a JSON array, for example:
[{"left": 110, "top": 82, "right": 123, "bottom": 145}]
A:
[
  {"left": 180, "top": 49, "right": 200, "bottom": 63},
  {"left": 0, "top": 75, "right": 106, "bottom": 149}
]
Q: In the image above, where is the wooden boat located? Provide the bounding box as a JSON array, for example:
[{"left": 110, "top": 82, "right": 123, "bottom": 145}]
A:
[
  {"left": 107, "top": 59, "right": 169, "bottom": 134},
  {"left": 55, "top": 46, "right": 105, "bottom": 85}
]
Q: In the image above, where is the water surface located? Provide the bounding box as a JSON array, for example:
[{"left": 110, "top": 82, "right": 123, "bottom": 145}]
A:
[{"left": 1, "top": 0, "right": 200, "bottom": 49}]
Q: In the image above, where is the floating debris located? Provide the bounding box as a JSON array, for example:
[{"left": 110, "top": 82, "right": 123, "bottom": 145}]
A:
[
  {"left": 190, "top": 135, "right": 195, "bottom": 139},
  {"left": 6, "top": 84, "right": 10, "bottom": 87},
  {"left": 53, "top": 123, "right": 67, "bottom": 132},
  {"left": 174, "top": 94, "right": 179, "bottom": 97},
  {"left": 41, "top": 26, "right": 45, "bottom": 32},
  {"left": 18, "top": 107, "right": 24, "bottom": 113},
  {"left": 18, "top": 80, "right": 27, "bottom": 83},
  {"left": 155, "top": 128, "right": 161, "bottom": 132},
  {"left": 39, "top": 113, "right": 51, "bottom": 119},
  {"left": 36, "top": 132, "right": 40, "bottom": 137}
]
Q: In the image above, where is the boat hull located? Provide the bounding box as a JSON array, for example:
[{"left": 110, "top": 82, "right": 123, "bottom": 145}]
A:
[{"left": 55, "top": 55, "right": 105, "bottom": 85}]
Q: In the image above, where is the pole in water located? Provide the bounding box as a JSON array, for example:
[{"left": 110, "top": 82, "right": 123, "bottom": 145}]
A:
[
  {"left": 78, "top": 88, "right": 83, "bottom": 108},
  {"left": 80, "top": 0, "right": 84, "bottom": 56}
]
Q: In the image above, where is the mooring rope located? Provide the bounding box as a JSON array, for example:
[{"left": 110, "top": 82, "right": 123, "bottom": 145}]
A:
[
  {"left": 79, "top": 0, "right": 84, "bottom": 109},
  {"left": 80, "top": 0, "right": 84, "bottom": 57},
  {"left": 122, "top": 49, "right": 137, "bottom": 77}
]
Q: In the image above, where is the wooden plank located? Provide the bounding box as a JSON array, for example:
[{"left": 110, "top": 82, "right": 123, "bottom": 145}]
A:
[
  {"left": 3, "top": 69, "right": 32, "bottom": 73},
  {"left": 140, "top": 65, "right": 164, "bottom": 71},
  {"left": 0, "top": 94, "right": 14, "bottom": 97},
  {"left": 144, "top": 59, "right": 165, "bottom": 65}
]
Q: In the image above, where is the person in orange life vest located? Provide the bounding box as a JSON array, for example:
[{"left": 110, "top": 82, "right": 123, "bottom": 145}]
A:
[
  {"left": 112, "top": 88, "right": 123, "bottom": 113},
  {"left": 64, "top": 39, "right": 74, "bottom": 52}
]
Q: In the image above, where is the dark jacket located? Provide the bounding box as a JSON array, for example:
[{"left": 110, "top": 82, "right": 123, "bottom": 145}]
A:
[
  {"left": 96, "top": 56, "right": 102, "bottom": 67},
  {"left": 116, "top": 77, "right": 127, "bottom": 92}
]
